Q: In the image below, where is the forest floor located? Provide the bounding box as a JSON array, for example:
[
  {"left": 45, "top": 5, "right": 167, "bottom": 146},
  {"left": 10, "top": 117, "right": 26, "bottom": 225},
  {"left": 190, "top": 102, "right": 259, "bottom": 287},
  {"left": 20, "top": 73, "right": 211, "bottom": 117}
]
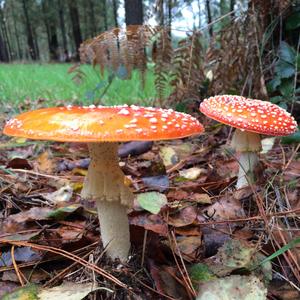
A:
[
  {"left": 0, "top": 64, "right": 158, "bottom": 110},
  {"left": 0, "top": 100, "right": 299, "bottom": 299}
]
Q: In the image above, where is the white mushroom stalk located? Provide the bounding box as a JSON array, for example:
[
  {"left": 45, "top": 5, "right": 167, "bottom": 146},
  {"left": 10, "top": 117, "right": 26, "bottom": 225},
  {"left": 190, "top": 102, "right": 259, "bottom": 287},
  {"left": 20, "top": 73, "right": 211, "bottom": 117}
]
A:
[
  {"left": 81, "top": 143, "right": 133, "bottom": 260},
  {"left": 231, "top": 129, "right": 262, "bottom": 189}
]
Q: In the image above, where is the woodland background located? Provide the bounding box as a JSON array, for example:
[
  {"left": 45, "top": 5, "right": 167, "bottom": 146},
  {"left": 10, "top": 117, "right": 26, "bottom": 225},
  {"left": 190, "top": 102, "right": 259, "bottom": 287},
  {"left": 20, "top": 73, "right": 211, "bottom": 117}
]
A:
[{"left": 0, "top": 0, "right": 299, "bottom": 118}]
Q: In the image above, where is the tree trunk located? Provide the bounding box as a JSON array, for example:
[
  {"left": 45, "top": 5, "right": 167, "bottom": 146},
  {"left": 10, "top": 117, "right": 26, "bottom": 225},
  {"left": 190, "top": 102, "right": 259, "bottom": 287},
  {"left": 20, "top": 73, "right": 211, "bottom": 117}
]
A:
[
  {"left": 125, "top": 0, "right": 144, "bottom": 25},
  {"left": 0, "top": 8, "right": 11, "bottom": 61},
  {"left": 10, "top": 0, "right": 22, "bottom": 59},
  {"left": 22, "top": 0, "right": 38, "bottom": 60},
  {"left": 58, "top": 0, "right": 69, "bottom": 61},
  {"left": 112, "top": 0, "right": 119, "bottom": 28},
  {"left": 42, "top": 0, "right": 59, "bottom": 61},
  {"left": 205, "top": 0, "right": 213, "bottom": 37},
  {"left": 32, "top": 26, "right": 40, "bottom": 60},
  {"left": 88, "top": 0, "right": 97, "bottom": 36},
  {"left": 197, "top": 0, "right": 201, "bottom": 28},
  {"left": 158, "top": 0, "right": 164, "bottom": 26},
  {"left": 67, "top": 0, "right": 82, "bottom": 60},
  {"left": 167, "top": 0, "right": 172, "bottom": 37},
  {"left": 101, "top": 0, "right": 108, "bottom": 31},
  {"left": 230, "top": 0, "right": 236, "bottom": 21},
  {"left": 0, "top": 28, "right": 9, "bottom": 62}
]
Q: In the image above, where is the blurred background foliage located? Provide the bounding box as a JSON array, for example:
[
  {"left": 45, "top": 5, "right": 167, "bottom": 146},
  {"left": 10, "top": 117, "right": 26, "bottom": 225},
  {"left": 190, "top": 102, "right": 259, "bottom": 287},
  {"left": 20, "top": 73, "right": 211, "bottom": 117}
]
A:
[{"left": 0, "top": 0, "right": 299, "bottom": 126}]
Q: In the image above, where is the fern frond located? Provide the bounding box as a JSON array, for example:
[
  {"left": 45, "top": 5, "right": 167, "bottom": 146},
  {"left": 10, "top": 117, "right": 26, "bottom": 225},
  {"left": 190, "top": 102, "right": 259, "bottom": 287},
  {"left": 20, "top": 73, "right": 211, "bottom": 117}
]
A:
[
  {"left": 80, "top": 25, "right": 158, "bottom": 81},
  {"left": 168, "top": 31, "right": 205, "bottom": 105}
]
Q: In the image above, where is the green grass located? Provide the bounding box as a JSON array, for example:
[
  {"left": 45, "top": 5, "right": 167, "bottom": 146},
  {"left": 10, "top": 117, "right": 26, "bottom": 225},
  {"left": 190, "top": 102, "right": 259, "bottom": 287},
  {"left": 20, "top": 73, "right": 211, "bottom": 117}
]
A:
[{"left": 0, "top": 63, "right": 158, "bottom": 111}]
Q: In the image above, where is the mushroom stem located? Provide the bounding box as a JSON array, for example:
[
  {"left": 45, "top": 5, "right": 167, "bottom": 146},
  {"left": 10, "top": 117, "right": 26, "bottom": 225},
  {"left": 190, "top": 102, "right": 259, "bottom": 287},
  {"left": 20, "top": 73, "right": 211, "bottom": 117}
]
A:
[
  {"left": 81, "top": 142, "right": 133, "bottom": 260},
  {"left": 231, "top": 129, "right": 262, "bottom": 189}
]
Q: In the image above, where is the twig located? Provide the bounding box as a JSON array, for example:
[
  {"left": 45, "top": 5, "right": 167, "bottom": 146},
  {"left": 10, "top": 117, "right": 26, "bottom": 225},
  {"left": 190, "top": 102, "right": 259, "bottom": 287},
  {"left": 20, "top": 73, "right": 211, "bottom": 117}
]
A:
[
  {"left": 1, "top": 239, "right": 127, "bottom": 289},
  {"left": 170, "top": 231, "right": 196, "bottom": 298},
  {"left": 141, "top": 229, "right": 148, "bottom": 268},
  {"left": 11, "top": 245, "right": 25, "bottom": 286}
]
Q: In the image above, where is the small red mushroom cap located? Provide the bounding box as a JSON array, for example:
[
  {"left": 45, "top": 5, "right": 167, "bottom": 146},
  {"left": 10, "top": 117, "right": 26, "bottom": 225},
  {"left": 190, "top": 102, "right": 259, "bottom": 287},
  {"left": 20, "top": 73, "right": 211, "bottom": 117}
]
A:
[
  {"left": 200, "top": 95, "right": 297, "bottom": 136},
  {"left": 3, "top": 105, "right": 204, "bottom": 142}
]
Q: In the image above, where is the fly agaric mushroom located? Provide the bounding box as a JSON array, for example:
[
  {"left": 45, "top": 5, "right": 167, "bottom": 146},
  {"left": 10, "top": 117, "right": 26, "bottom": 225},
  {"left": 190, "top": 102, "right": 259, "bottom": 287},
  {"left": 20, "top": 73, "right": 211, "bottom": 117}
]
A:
[
  {"left": 3, "top": 105, "right": 204, "bottom": 260},
  {"left": 200, "top": 95, "right": 297, "bottom": 189}
]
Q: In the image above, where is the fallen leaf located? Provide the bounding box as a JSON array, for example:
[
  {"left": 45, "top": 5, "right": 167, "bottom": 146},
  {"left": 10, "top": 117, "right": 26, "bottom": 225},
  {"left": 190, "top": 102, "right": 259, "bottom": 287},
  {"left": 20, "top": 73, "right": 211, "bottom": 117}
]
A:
[
  {"left": 167, "top": 189, "right": 189, "bottom": 201},
  {"left": 136, "top": 192, "right": 168, "bottom": 214},
  {"left": 167, "top": 206, "right": 197, "bottom": 227},
  {"left": 118, "top": 141, "right": 153, "bottom": 158},
  {"left": 179, "top": 167, "right": 205, "bottom": 180},
  {"left": 175, "top": 226, "right": 201, "bottom": 236},
  {"left": 149, "top": 263, "right": 189, "bottom": 299},
  {"left": 189, "top": 263, "right": 215, "bottom": 286},
  {"left": 47, "top": 204, "right": 82, "bottom": 220},
  {"left": 130, "top": 213, "right": 168, "bottom": 236},
  {"left": 38, "top": 282, "right": 103, "bottom": 300},
  {"left": 191, "top": 193, "right": 211, "bottom": 204},
  {"left": 0, "top": 282, "right": 19, "bottom": 299},
  {"left": 7, "top": 158, "right": 32, "bottom": 170},
  {"left": 1, "top": 284, "right": 38, "bottom": 300},
  {"left": 215, "top": 158, "right": 238, "bottom": 178},
  {"left": 0, "top": 247, "right": 41, "bottom": 267},
  {"left": 196, "top": 275, "right": 267, "bottom": 300},
  {"left": 142, "top": 175, "right": 169, "bottom": 192},
  {"left": 159, "top": 146, "right": 179, "bottom": 167},
  {"left": 200, "top": 195, "right": 245, "bottom": 221},
  {"left": 174, "top": 235, "right": 202, "bottom": 261},
  {"left": 2, "top": 207, "right": 53, "bottom": 233},
  {"left": 3, "top": 268, "right": 49, "bottom": 283},
  {"left": 35, "top": 150, "right": 56, "bottom": 174},
  {"left": 43, "top": 185, "right": 73, "bottom": 204}
]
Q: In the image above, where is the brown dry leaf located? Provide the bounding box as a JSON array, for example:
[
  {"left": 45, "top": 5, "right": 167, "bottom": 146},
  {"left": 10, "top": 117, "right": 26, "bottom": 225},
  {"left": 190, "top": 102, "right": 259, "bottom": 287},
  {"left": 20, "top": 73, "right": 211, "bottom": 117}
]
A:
[
  {"left": 2, "top": 207, "right": 52, "bottom": 233},
  {"left": 35, "top": 150, "right": 56, "bottom": 174},
  {"left": 129, "top": 213, "right": 168, "bottom": 236},
  {"left": 215, "top": 158, "right": 238, "bottom": 178},
  {"left": 3, "top": 268, "right": 49, "bottom": 283},
  {"left": 175, "top": 226, "right": 201, "bottom": 236},
  {"left": 174, "top": 236, "right": 202, "bottom": 261},
  {"left": 167, "top": 189, "right": 189, "bottom": 201},
  {"left": 200, "top": 195, "right": 245, "bottom": 221},
  {"left": 0, "top": 281, "right": 19, "bottom": 298},
  {"left": 7, "top": 157, "right": 32, "bottom": 170},
  {"left": 269, "top": 281, "right": 300, "bottom": 300},
  {"left": 233, "top": 186, "right": 255, "bottom": 200},
  {"left": 283, "top": 161, "right": 300, "bottom": 185},
  {"left": 191, "top": 193, "right": 211, "bottom": 204},
  {"left": 56, "top": 224, "right": 84, "bottom": 242},
  {"left": 167, "top": 205, "right": 198, "bottom": 227},
  {"left": 149, "top": 263, "right": 189, "bottom": 299}
]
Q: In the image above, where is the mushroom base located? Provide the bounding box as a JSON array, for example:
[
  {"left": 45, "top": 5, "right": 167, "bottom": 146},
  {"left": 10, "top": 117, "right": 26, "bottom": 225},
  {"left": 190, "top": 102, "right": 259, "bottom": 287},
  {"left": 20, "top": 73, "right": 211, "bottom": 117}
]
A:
[
  {"left": 81, "top": 142, "right": 133, "bottom": 260},
  {"left": 97, "top": 201, "right": 131, "bottom": 260},
  {"left": 236, "top": 151, "right": 259, "bottom": 189}
]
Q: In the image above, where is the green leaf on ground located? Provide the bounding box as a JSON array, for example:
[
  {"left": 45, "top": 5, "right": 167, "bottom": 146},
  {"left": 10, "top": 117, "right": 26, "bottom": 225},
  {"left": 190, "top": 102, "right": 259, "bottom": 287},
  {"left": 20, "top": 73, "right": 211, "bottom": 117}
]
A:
[
  {"left": 2, "top": 284, "right": 38, "bottom": 300},
  {"left": 47, "top": 204, "right": 82, "bottom": 220},
  {"left": 137, "top": 192, "right": 168, "bottom": 214},
  {"left": 189, "top": 263, "right": 216, "bottom": 285}
]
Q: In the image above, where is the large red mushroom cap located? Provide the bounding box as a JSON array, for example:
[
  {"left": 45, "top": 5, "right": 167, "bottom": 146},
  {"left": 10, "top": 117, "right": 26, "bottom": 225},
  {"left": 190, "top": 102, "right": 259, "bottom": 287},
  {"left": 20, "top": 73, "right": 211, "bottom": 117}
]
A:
[
  {"left": 200, "top": 95, "right": 297, "bottom": 136},
  {"left": 3, "top": 105, "right": 204, "bottom": 142}
]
